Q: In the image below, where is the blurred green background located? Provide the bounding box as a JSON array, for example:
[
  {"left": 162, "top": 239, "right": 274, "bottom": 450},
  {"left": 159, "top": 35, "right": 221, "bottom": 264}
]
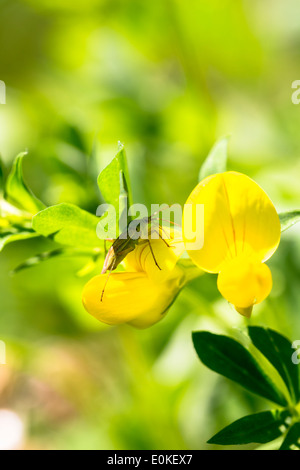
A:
[{"left": 0, "top": 0, "right": 299, "bottom": 450}]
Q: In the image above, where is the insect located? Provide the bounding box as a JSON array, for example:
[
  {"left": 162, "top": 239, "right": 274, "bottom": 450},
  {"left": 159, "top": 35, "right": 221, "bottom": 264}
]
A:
[{"left": 100, "top": 213, "right": 175, "bottom": 301}]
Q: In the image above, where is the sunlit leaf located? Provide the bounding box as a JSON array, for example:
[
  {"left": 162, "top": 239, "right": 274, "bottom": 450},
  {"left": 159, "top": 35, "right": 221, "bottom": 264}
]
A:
[
  {"left": 32, "top": 203, "right": 103, "bottom": 248},
  {"left": 208, "top": 410, "right": 291, "bottom": 445},
  {"left": 5, "top": 152, "right": 45, "bottom": 214},
  {"left": 97, "top": 142, "right": 133, "bottom": 229},
  {"left": 248, "top": 327, "right": 300, "bottom": 404},
  {"left": 279, "top": 211, "right": 300, "bottom": 232},
  {"left": 0, "top": 157, "right": 4, "bottom": 199},
  {"left": 192, "top": 331, "right": 288, "bottom": 406},
  {"left": 199, "top": 136, "right": 229, "bottom": 181}
]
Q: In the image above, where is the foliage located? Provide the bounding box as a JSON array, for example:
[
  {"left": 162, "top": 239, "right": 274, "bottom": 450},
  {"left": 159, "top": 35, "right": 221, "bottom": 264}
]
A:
[
  {"left": 193, "top": 327, "right": 300, "bottom": 448},
  {"left": 1, "top": 127, "right": 300, "bottom": 449},
  {"left": 1, "top": 0, "right": 300, "bottom": 451}
]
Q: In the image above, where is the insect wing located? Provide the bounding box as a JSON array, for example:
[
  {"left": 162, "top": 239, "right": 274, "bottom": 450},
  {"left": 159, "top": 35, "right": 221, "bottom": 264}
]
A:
[{"left": 101, "top": 236, "right": 137, "bottom": 274}]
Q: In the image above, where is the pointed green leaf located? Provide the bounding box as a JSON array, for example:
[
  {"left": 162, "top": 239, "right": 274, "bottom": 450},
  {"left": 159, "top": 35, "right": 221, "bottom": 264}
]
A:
[
  {"left": 32, "top": 203, "right": 104, "bottom": 248},
  {"left": 248, "top": 327, "right": 300, "bottom": 404},
  {"left": 97, "top": 142, "right": 133, "bottom": 229},
  {"left": 192, "top": 331, "right": 288, "bottom": 406},
  {"left": 5, "top": 152, "right": 45, "bottom": 214},
  {"left": 199, "top": 136, "right": 229, "bottom": 181},
  {"left": 279, "top": 423, "right": 300, "bottom": 450},
  {"left": 279, "top": 211, "right": 300, "bottom": 232},
  {"left": 208, "top": 410, "right": 291, "bottom": 445}
]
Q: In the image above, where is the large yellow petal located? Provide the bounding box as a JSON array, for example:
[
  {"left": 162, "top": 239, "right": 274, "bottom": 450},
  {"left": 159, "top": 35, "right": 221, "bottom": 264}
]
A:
[
  {"left": 82, "top": 270, "right": 184, "bottom": 329},
  {"left": 123, "top": 226, "right": 185, "bottom": 283},
  {"left": 183, "top": 172, "right": 281, "bottom": 273}
]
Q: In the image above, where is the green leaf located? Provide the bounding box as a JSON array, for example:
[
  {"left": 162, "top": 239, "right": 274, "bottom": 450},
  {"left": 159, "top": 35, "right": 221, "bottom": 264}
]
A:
[
  {"left": 248, "top": 327, "right": 300, "bottom": 405},
  {"left": 11, "top": 247, "right": 99, "bottom": 274},
  {"left": 97, "top": 142, "right": 133, "bottom": 229},
  {"left": 60, "top": 124, "right": 87, "bottom": 153},
  {"left": 208, "top": 410, "right": 290, "bottom": 445},
  {"left": 279, "top": 423, "right": 300, "bottom": 450},
  {"left": 11, "top": 248, "right": 66, "bottom": 274},
  {"left": 192, "top": 331, "right": 288, "bottom": 407},
  {"left": 279, "top": 211, "right": 300, "bottom": 232},
  {"left": 32, "top": 203, "right": 104, "bottom": 248},
  {"left": 5, "top": 152, "right": 45, "bottom": 214},
  {"left": 0, "top": 229, "right": 39, "bottom": 252},
  {"left": 0, "top": 157, "right": 4, "bottom": 199},
  {"left": 199, "top": 136, "right": 229, "bottom": 181}
]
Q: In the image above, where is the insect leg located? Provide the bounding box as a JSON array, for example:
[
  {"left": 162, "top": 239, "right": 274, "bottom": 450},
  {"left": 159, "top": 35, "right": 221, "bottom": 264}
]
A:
[
  {"left": 151, "top": 228, "right": 175, "bottom": 248},
  {"left": 147, "top": 239, "right": 161, "bottom": 270},
  {"left": 158, "top": 227, "right": 172, "bottom": 246}
]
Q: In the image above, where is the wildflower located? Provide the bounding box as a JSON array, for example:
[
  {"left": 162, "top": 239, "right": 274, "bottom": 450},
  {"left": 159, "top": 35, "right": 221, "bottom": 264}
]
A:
[
  {"left": 82, "top": 268, "right": 185, "bottom": 329},
  {"left": 182, "top": 171, "right": 281, "bottom": 317},
  {"left": 82, "top": 227, "right": 197, "bottom": 328}
]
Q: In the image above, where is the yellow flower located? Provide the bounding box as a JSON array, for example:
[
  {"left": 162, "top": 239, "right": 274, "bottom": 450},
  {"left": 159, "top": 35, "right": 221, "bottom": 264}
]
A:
[
  {"left": 82, "top": 227, "right": 192, "bottom": 329},
  {"left": 82, "top": 268, "right": 185, "bottom": 329},
  {"left": 182, "top": 171, "right": 281, "bottom": 317},
  {"left": 123, "top": 226, "right": 185, "bottom": 282}
]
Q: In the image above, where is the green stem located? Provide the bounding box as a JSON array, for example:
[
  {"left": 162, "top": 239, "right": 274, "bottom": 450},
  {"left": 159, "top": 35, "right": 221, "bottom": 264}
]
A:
[{"left": 178, "top": 259, "right": 203, "bottom": 285}]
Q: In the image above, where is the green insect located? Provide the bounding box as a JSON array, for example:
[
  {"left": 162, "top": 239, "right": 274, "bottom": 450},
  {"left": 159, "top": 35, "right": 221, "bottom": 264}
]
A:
[{"left": 100, "top": 214, "right": 173, "bottom": 301}]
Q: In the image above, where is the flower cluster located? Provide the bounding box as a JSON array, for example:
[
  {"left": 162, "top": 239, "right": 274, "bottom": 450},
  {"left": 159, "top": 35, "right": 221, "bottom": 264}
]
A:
[{"left": 82, "top": 171, "right": 281, "bottom": 327}]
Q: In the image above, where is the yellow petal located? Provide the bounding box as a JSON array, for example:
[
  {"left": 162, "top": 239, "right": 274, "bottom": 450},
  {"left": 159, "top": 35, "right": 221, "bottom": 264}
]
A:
[
  {"left": 183, "top": 172, "right": 281, "bottom": 273},
  {"left": 82, "top": 270, "right": 184, "bottom": 329},
  {"left": 123, "top": 226, "right": 185, "bottom": 283},
  {"left": 217, "top": 256, "right": 272, "bottom": 311}
]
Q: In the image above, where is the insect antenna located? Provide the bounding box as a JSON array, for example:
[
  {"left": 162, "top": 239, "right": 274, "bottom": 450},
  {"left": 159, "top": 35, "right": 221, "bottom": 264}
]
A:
[
  {"left": 101, "top": 258, "right": 116, "bottom": 302},
  {"left": 150, "top": 216, "right": 182, "bottom": 228}
]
